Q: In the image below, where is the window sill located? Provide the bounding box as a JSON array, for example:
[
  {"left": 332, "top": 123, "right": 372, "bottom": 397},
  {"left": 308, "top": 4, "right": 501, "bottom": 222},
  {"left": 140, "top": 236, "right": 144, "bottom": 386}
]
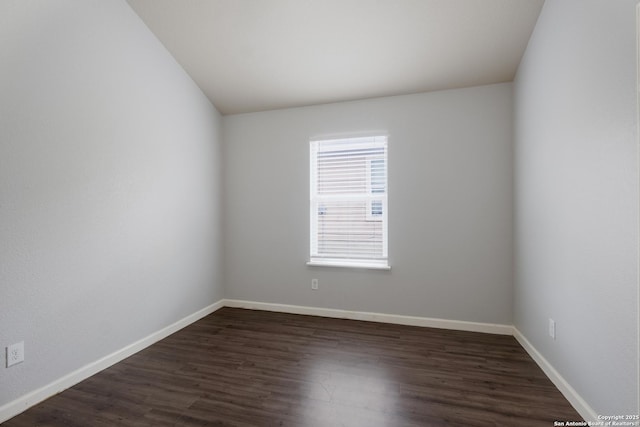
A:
[{"left": 306, "top": 260, "right": 391, "bottom": 270}]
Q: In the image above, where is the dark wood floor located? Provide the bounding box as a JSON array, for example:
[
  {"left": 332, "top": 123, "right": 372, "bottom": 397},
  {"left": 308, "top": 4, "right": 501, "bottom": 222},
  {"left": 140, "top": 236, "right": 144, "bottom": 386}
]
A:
[{"left": 5, "top": 308, "right": 581, "bottom": 426}]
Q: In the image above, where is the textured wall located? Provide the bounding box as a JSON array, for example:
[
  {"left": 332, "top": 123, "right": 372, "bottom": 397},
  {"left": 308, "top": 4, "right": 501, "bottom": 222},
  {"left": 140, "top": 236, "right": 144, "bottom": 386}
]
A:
[
  {"left": 0, "top": 0, "right": 224, "bottom": 406},
  {"left": 514, "top": 0, "right": 639, "bottom": 415},
  {"left": 223, "top": 83, "right": 514, "bottom": 325}
]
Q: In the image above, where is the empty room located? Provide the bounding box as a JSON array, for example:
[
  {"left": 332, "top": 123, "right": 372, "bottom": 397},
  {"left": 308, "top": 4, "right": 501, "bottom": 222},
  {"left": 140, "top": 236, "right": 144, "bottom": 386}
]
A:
[{"left": 1, "top": 0, "right": 638, "bottom": 425}]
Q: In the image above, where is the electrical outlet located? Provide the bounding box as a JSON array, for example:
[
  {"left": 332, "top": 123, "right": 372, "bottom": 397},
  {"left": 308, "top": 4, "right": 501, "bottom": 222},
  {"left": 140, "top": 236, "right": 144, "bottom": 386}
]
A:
[
  {"left": 548, "top": 319, "right": 556, "bottom": 340},
  {"left": 6, "top": 342, "right": 24, "bottom": 367},
  {"left": 311, "top": 279, "right": 318, "bottom": 290}
]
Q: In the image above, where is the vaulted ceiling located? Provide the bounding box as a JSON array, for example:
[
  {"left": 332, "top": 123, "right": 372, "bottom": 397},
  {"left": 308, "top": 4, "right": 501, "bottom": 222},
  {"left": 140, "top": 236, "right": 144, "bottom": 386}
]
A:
[{"left": 126, "top": 0, "right": 545, "bottom": 115}]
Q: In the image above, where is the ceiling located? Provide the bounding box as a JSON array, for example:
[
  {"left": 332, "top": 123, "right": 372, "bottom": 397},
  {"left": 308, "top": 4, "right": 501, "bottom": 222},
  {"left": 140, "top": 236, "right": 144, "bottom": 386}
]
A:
[{"left": 126, "top": 0, "right": 545, "bottom": 115}]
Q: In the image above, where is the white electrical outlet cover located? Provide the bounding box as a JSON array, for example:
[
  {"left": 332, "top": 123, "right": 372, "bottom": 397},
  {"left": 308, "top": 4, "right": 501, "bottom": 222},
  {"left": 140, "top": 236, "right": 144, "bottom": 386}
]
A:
[{"left": 7, "top": 341, "right": 24, "bottom": 367}]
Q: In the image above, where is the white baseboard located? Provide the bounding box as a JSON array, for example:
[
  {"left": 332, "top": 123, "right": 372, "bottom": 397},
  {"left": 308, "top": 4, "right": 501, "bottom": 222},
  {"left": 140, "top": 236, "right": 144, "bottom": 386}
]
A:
[
  {"left": 0, "top": 300, "right": 225, "bottom": 424},
  {"left": 513, "top": 328, "right": 598, "bottom": 422},
  {"left": 1, "top": 298, "right": 596, "bottom": 425},
  {"left": 226, "top": 299, "right": 598, "bottom": 420},
  {"left": 222, "top": 299, "right": 514, "bottom": 335}
]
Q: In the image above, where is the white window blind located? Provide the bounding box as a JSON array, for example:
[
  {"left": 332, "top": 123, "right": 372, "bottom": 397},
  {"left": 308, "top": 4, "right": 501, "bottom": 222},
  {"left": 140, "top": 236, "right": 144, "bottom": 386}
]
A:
[{"left": 309, "top": 136, "right": 389, "bottom": 269}]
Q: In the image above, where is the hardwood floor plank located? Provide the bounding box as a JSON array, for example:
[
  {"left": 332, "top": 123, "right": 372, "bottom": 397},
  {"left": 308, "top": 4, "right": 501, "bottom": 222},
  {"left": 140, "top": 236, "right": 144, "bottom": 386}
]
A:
[{"left": 3, "top": 307, "right": 582, "bottom": 426}]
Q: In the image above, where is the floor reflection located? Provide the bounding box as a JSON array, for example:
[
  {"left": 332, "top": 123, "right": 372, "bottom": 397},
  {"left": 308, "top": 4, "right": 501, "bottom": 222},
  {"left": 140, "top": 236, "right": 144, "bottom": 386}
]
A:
[{"left": 300, "top": 350, "right": 399, "bottom": 426}]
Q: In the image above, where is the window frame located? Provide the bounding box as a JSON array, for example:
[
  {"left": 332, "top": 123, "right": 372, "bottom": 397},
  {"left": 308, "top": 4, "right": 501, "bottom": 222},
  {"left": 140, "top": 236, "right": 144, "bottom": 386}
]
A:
[{"left": 307, "top": 135, "right": 390, "bottom": 270}]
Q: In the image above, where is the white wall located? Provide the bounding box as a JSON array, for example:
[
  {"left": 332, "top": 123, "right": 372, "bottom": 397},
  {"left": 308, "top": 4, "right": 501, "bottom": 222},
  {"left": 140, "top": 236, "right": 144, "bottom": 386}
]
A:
[
  {"left": 223, "top": 83, "right": 514, "bottom": 325},
  {"left": 0, "top": 0, "right": 223, "bottom": 407},
  {"left": 514, "top": 0, "right": 639, "bottom": 415}
]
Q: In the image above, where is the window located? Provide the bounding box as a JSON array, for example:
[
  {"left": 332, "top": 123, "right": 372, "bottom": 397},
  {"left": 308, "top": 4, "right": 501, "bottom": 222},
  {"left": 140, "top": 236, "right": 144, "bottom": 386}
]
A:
[
  {"left": 308, "top": 135, "right": 389, "bottom": 269},
  {"left": 367, "top": 158, "right": 385, "bottom": 219}
]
